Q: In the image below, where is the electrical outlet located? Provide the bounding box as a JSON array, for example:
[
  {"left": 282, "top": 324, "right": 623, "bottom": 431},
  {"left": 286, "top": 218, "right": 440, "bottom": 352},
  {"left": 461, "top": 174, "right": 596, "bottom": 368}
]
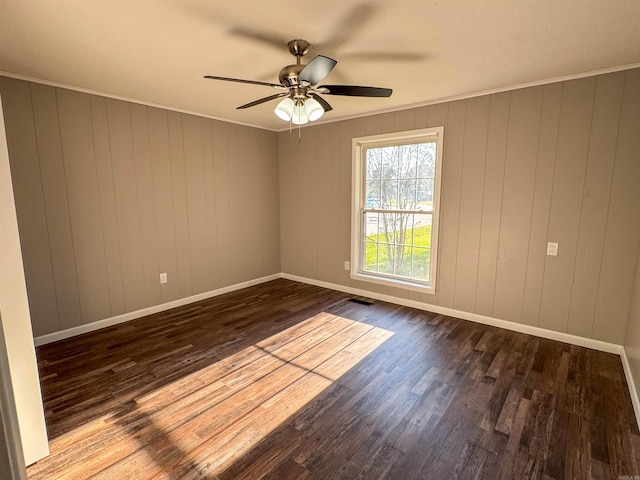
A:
[
  {"left": 160, "top": 272, "right": 168, "bottom": 284},
  {"left": 344, "top": 261, "right": 350, "bottom": 270},
  {"left": 546, "top": 242, "right": 558, "bottom": 256}
]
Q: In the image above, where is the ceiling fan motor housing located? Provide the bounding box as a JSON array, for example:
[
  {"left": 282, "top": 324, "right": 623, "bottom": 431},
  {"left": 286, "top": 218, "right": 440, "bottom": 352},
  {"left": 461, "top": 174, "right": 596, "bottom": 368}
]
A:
[{"left": 279, "top": 64, "right": 305, "bottom": 88}]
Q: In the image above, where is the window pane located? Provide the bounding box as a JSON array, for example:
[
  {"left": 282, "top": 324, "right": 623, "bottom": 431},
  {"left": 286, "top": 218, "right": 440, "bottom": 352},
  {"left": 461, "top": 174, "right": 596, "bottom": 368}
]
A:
[
  {"left": 396, "top": 246, "right": 413, "bottom": 277},
  {"left": 379, "top": 212, "right": 403, "bottom": 244},
  {"left": 366, "top": 149, "right": 382, "bottom": 180},
  {"left": 398, "top": 178, "right": 416, "bottom": 210},
  {"left": 365, "top": 181, "right": 381, "bottom": 208},
  {"left": 364, "top": 242, "right": 379, "bottom": 272},
  {"left": 381, "top": 180, "right": 398, "bottom": 209},
  {"left": 398, "top": 213, "right": 414, "bottom": 246},
  {"left": 413, "top": 214, "right": 432, "bottom": 248},
  {"left": 380, "top": 146, "right": 398, "bottom": 179},
  {"left": 364, "top": 212, "right": 380, "bottom": 239},
  {"left": 378, "top": 243, "right": 395, "bottom": 275},
  {"left": 413, "top": 247, "right": 431, "bottom": 281},
  {"left": 417, "top": 142, "right": 436, "bottom": 178},
  {"left": 417, "top": 178, "right": 434, "bottom": 209},
  {"left": 397, "top": 145, "right": 417, "bottom": 179}
]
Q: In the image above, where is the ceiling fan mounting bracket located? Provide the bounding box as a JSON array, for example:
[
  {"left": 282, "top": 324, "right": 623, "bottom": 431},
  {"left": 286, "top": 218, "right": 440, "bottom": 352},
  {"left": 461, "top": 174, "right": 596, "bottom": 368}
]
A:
[{"left": 287, "top": 39, "right": 311, "bottom": 59}]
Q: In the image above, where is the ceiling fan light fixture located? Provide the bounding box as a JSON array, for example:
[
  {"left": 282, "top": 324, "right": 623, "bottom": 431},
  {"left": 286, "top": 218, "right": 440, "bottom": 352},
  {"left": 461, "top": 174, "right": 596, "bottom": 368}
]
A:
[
  {"left": 291, "top": 101, "right": 309, "bottom": 125},
  {"left": 275, "top": 97, "right": 295, "bottom": 121},
  {"left": 304, "top": 97, "right": 324, "bottom": 121}
]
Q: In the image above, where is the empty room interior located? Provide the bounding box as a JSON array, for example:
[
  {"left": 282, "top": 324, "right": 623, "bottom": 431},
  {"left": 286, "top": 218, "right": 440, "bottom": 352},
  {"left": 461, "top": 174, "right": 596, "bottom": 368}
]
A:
[{"left": 2, "top": 1, "right": 640, "bottom": 479}]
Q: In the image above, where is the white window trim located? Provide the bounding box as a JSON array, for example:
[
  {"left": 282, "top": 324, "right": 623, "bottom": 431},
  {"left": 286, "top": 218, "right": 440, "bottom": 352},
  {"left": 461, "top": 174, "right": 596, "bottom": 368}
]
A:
[{"left": 350, "top": 126, "right": 444, "bottom": 295}]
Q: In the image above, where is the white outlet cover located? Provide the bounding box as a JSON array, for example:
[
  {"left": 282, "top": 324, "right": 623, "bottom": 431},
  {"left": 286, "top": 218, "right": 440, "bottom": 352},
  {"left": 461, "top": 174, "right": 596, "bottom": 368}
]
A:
[{"left": 546, "top": 242, "right": 558, "bottom": 256}]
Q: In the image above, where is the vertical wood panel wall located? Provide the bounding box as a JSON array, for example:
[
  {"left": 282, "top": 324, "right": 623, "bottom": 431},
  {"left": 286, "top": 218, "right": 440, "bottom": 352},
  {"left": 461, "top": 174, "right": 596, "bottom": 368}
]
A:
[
  {"left": 279, "top": 68, "right": 640, "bottom": 345},
  {"left": 0, "top": 77, "right": 281, "bottom": 337}
]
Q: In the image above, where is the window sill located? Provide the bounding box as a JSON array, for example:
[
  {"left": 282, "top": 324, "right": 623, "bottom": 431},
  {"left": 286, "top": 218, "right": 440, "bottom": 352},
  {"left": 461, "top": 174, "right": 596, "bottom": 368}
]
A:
[{"left": 350, "top": 271, "right": 436, "bottom": 295}]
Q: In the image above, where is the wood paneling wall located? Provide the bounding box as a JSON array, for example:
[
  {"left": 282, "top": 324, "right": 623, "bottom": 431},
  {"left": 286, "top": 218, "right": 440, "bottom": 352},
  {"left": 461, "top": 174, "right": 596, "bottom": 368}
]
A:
[
  {"left": 279, "top": 69, "right": 640, "bottom": 345},
  {"left": 2, "top": 70, "right": 640, "bottom": 345},
  {"left": 0, "top": 77, "right": 281, "bottom": 337}
]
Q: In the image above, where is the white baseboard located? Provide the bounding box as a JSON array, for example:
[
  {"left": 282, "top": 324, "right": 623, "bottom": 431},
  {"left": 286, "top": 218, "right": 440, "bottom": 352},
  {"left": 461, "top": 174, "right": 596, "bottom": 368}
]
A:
[
  {"left": 33, "top": 274, "right": 280, "bottom": 346},
  {"left": 282, "top": 273, "right": 623, "bottom": 355},
  {"left": 32, "top": 271, "right": 640, "bottom": 432},
  {"left": 37, "top": 271, "right": 623, "bottom": 353},
  {"left": 620, "top": 348, "right": 640, "bottom": 431}
]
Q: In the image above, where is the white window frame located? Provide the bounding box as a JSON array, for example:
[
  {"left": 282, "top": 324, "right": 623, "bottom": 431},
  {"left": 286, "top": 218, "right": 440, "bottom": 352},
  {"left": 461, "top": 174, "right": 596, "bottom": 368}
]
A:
[{"left": 350, "top": 126, "right": 444, "bottom": 294}]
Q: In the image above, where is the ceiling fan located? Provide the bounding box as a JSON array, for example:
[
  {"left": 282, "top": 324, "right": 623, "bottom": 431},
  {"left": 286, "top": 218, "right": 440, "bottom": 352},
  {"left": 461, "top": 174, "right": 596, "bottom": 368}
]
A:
[{"left": 203, "top": 39, "right": 392, "bottom": 125}]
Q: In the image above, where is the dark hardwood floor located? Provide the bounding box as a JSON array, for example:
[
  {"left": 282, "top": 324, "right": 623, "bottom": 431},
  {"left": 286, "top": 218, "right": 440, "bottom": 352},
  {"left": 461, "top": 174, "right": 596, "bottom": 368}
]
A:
[{"left": 27, "top": 279, "right": 640, "bottom": 479}]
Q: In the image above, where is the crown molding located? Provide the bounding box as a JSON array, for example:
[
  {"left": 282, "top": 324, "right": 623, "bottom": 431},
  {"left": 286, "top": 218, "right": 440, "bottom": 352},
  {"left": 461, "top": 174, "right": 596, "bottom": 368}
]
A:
[
  {"left": 0, "top": 71, "right": 272, "bottom": 132},
  {"left": 276, "top": 62, "right": 640, "bottom": 132},
  {"left": 4, "top": 61, "right": 640, "bottom": 134}
]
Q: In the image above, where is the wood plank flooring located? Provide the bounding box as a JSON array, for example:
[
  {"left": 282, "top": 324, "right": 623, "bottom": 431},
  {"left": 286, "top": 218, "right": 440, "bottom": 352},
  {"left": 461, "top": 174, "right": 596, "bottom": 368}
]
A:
[{"left": 27, "top": 279, "right": 640, "bottom": 479}]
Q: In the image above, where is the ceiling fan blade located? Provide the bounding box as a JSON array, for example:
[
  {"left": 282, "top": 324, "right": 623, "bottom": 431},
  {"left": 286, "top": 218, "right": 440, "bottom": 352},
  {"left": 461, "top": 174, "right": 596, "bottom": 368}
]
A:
[
  {"left": 321, "top": 85, "right": 392, "bottom": 97},
  {"left": 299, "top": 55, "right": 337, "bottom": 86},
  {"left": 228, "top": 27, "right": 288, "bottom": 51},
  {"left": 322, "top": 3, "right": 378, "bottom": 52},
  {"left": 204, "top": 75, "right": 283, "bottom": 88},
  {"left": 236, "top": 93, "right": 288, "bottom": 109},
  {"left": 310, "top": 93, "right": 333, "bottom": 112},
  {"left": 343, "top": 52, "right": 426, "bottom": 62}
]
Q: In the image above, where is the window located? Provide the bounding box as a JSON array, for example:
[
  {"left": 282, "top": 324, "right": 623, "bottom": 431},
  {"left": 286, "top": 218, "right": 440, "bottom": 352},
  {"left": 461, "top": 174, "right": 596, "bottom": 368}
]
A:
[{"left": 351, "top": 127, "right": 444, "bottom": 294}]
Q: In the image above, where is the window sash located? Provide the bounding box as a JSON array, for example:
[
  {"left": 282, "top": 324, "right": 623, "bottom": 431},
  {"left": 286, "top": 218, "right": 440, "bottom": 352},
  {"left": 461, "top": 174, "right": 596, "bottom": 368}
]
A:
[
  {"left": 360, "top": 211, "right": 433, "bottom": 285},
  {"left": 363, "top": 208, "right": 434, "bottom": 214}
]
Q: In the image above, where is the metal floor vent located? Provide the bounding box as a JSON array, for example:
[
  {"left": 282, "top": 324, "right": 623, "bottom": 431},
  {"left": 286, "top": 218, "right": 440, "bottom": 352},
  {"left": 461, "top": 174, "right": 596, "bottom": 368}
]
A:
[{"left": 348, "top": 298, "right": 374, "bottom": 306}]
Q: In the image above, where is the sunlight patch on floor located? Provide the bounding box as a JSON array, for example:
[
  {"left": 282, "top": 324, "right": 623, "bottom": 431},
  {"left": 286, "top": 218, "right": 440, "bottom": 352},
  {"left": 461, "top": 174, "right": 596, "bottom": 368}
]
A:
[{"left": 43, "top": 312, "right": 393, "bottom": 479}]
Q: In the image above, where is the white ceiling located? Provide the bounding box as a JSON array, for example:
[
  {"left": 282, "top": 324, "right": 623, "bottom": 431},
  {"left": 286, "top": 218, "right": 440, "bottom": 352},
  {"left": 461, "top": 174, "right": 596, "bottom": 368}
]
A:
[{"left": 2, "top": 0, "right": 640, "bottom": 131}]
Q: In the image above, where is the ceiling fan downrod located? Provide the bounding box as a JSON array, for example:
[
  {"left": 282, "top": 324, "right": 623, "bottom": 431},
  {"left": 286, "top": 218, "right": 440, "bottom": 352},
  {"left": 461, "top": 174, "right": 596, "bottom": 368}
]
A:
[{"left": 279, "top": 39, "right": 311, "bottom": 88}]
